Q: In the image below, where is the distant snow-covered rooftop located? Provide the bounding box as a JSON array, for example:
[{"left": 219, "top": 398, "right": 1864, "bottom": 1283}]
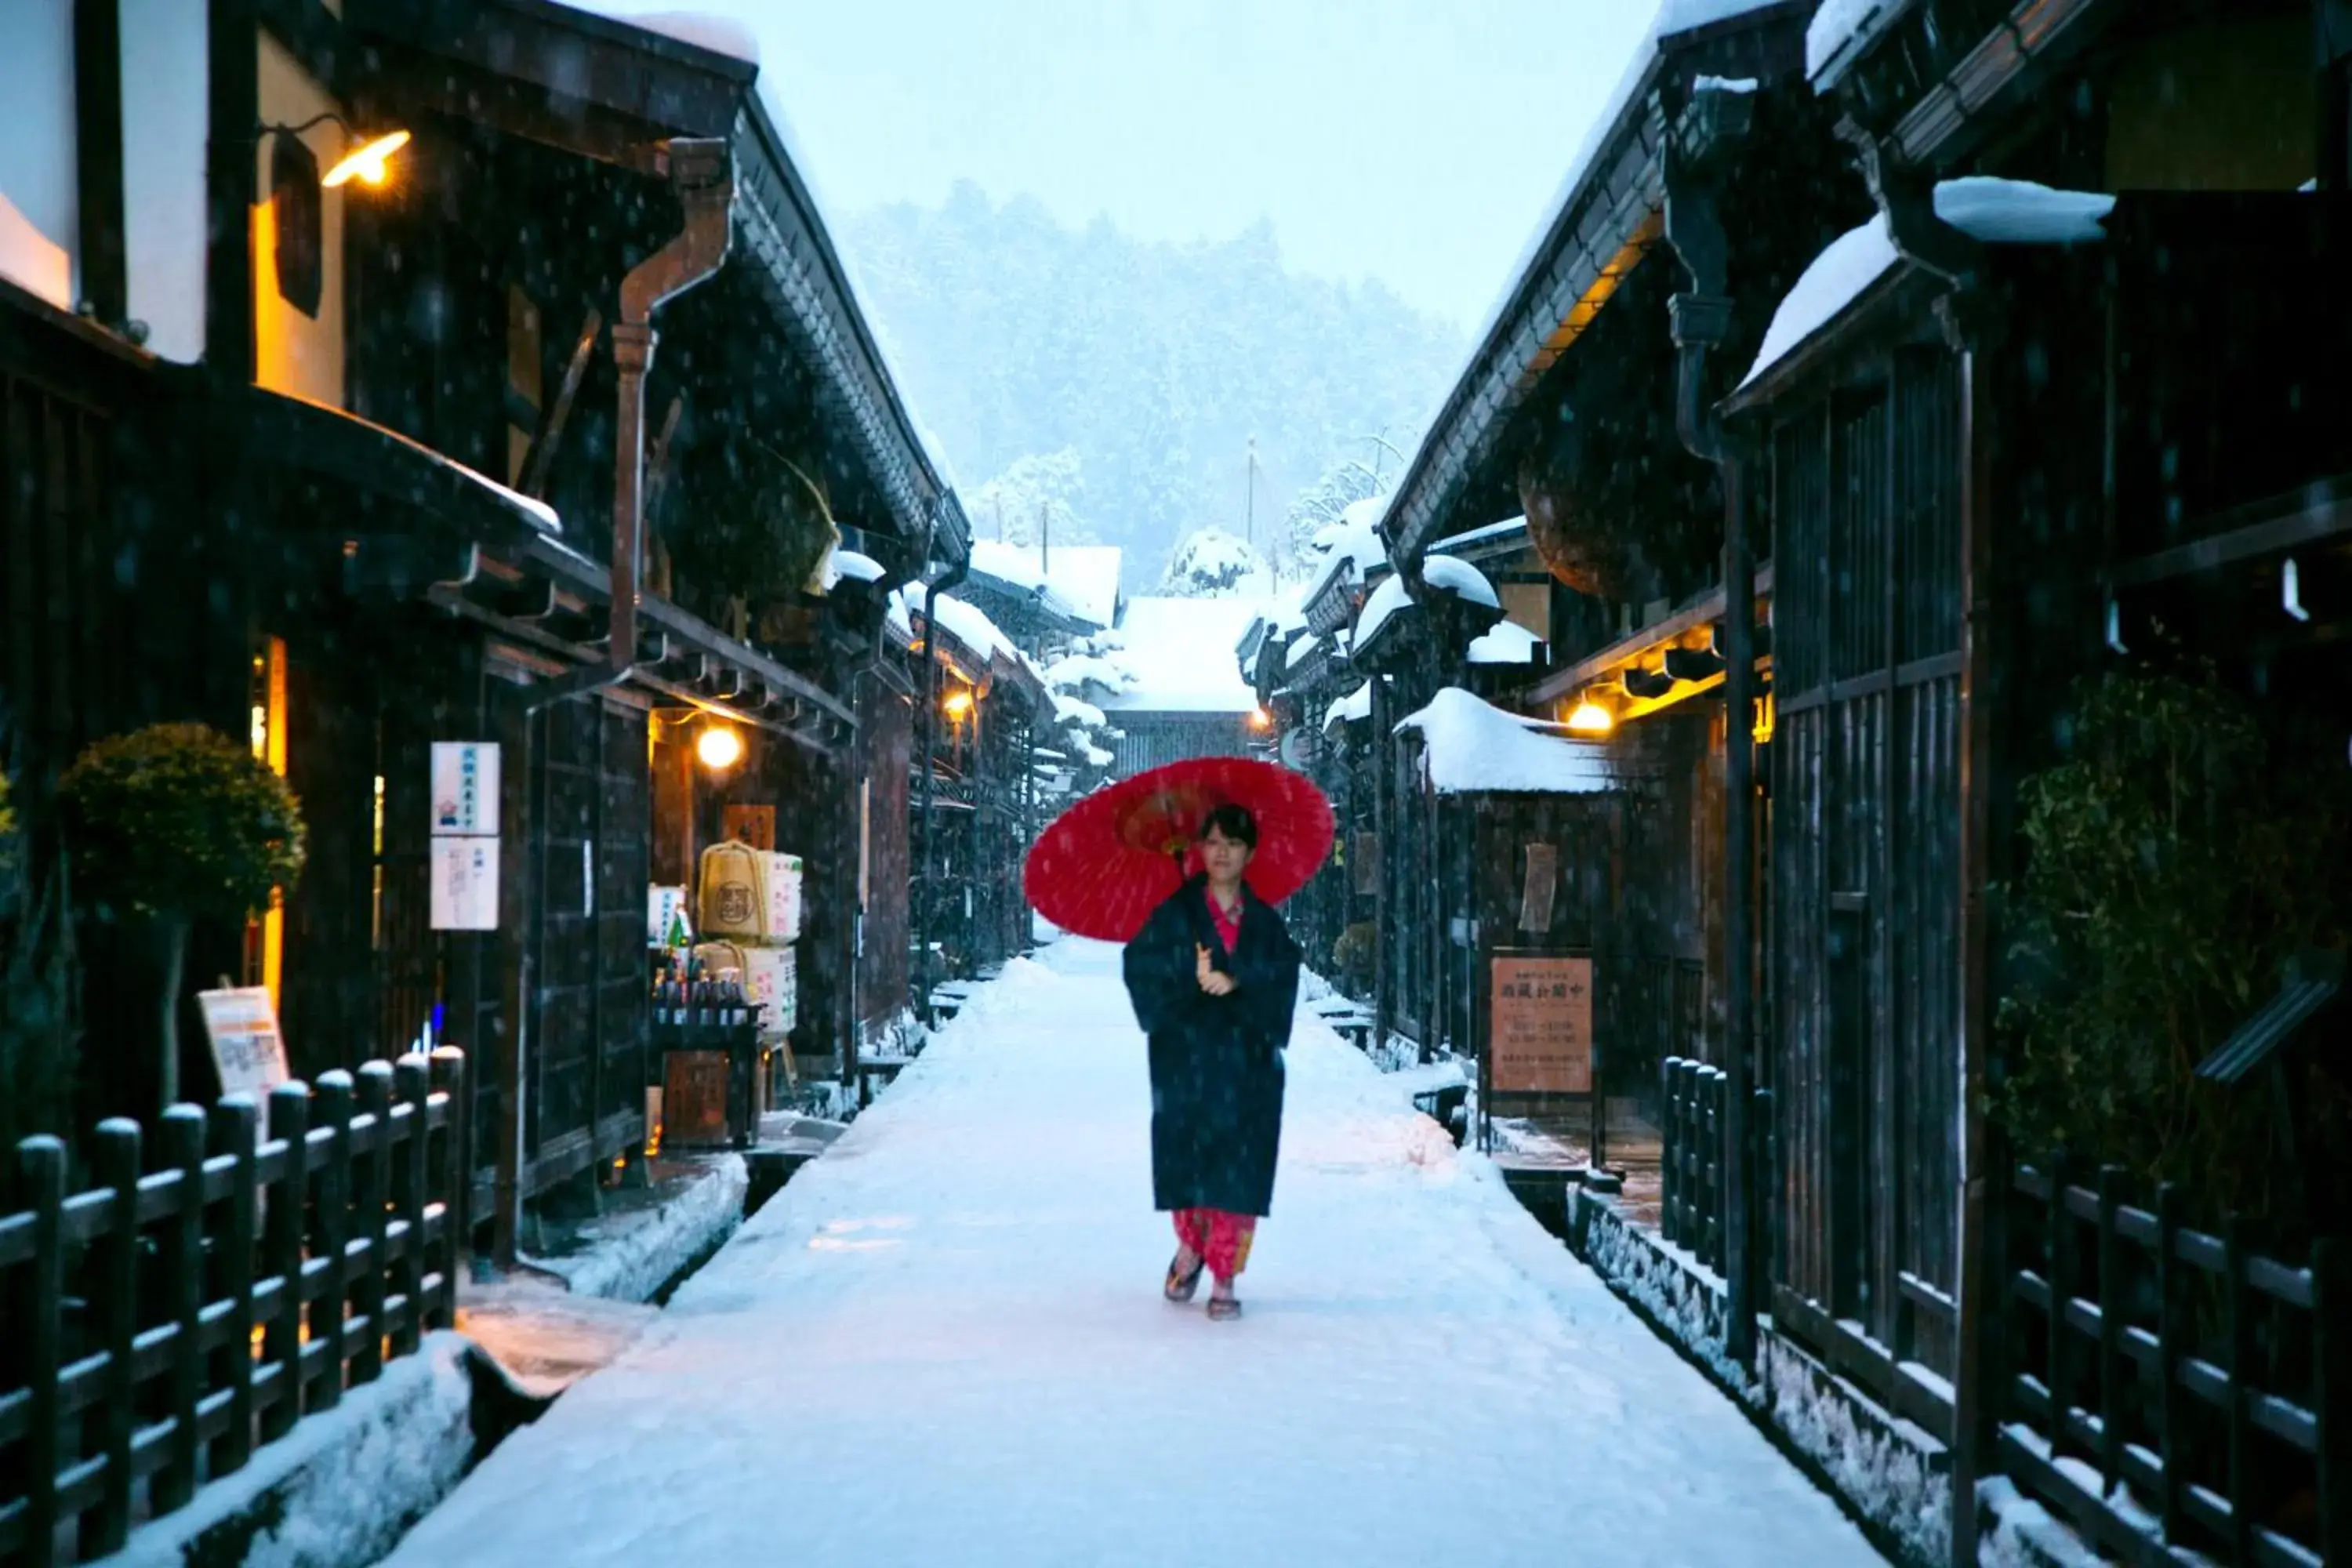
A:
[
  {"left": 1396, "top": 688, "right": 1620, "bottom": 796},
  {"left": 1102, "top": 597, "right": 1269, "bottom": 713},
  {"left": 1304, "top": 494, "right": 1392, "bottom": 606},
  {"left": 1740, "top": 178, "right": 2115, "bottom": 390},
  {"left": 970, "top": 540, "right": 1123, "bottom": 630},
  {"left": 1354, "top": 575, "right": 1414, "bottom": 650}
]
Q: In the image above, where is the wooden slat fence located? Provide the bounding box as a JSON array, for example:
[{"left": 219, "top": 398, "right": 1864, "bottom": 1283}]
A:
[
  {"left": 0, "top": 1050, "right": 469, "bottom": 1567},
  {"left": 1991, "top": 1156, "right": 2349, "bottom": 1567},
  {"left": 1661, "top": 1055, "right": 1726, "bottom": 1273}
]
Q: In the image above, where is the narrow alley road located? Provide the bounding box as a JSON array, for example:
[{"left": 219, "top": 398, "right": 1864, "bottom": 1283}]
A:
[{"left": 387, "top": 940, "right": 1884, "bottom": 1568}]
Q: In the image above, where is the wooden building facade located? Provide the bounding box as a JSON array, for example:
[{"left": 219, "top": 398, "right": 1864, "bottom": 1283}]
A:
[{"left": 0, "top": 0, "right": 967, "bottom": 1257}]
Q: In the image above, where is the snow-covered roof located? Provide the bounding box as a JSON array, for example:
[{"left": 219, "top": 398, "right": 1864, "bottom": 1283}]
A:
[
  {"left": 1468, "top": 622, "right": 1544, "bottom": 665},
  {"left": 1355, "top": 557, "right": 1501, "bottom": 652},
  {"left": 1806, "top": 0, "right": 1894, "bottom": 82},
  {"left": 1323, "top": 681, "right": 1374, "bottom": 735},
  {"left": 832, "top": 550, "right": 887, "bottom": 584},
  {"left": 1422, "top": 556, "right": 1501, "bottom": 610},
  {"left": 1052, "top": 692, "right": 1106, "bottom": 730},
  {"left": 1396, "top": 688, "right": 1619, "bottom": 796},
  {"left": 1044, "top": 651, "right": 1135, "bottom": 699},
  {"left": 1285, "top": 633, "right": 1323, "bottom": 672},
  {"left": 1354, "top": 574, "right": 1415, "bottom": 649},
  {"left": 968, "top": 540, "right": 1123, "bottom": 630},
  {"left": 1304, "top": 494, "right": 1392, "bottom": 606},
  {"left": 1431, "top": 516, "right": 1530, "bottom": 554},
  {"left": 1101, "top": 597, "right": 1269, "bottom": 713},
  {"left": 559, "top": 5, "right": 760, "bottom": 60},
  {"left": 1740, "top": 178, "right": 2115, "bottom": 390}
]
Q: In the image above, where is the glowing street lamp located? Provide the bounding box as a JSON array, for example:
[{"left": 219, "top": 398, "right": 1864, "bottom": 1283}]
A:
[
  {"left": 1248, "top": 706, "right": 1272, "bottom": 731},
  {"left": 695, "top": 724, "right": 743, "bottom": 771},
  {"left": 1566, "top": 699, "right": 1615, "bottom": 737},
  {"left": 943, "top": 689, "right": 975, "bottom": 720},
  {"left": 322, "top": 129, "right": 412, "bottom": 189}
]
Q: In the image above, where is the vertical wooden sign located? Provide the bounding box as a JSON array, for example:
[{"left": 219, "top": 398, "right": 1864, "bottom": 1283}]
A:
[{"left": 1519, "top": 842, "right": 1559, "bottom": 932}]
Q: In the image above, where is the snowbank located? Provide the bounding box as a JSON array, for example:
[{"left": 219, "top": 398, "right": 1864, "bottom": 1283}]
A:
[
  {"left": 523, "top": 1154, "right": 748, "bottom": 1304},
  {"left": 1396, "top": 688, "right": 1617, "bottom": 795},
  {"left": 1741, "top": 179, "right": 2115, "bottom": 388},
  {"left": 118, "top": 1334, "right": 481, "bottom": 1568},
  {"left": 1469, "top": 621, "right": 1543, "bottom": 664},
  {"left": 1098, "top": 596, "right": 1268, "bottom": 713}
]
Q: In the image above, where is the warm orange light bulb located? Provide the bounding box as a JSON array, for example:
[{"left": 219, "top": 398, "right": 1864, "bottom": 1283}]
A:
[
  {"left": 1566, "top": 699, "right": 1614, "bottom": 736},
  {"left": 322, "top": 129, "right": 411, "bottom": 189},
  {"left": 696, "top": 726, "right": 743, "bottom": 770}
]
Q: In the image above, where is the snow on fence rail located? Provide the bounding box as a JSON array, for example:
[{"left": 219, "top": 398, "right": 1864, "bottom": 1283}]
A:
[
  {"left": 0, "top": 1051, "right": 470, "bottom": 1566},
  {"left": 1991, "top": 1158, "right": 2349, "bottom": 1568},
  {"left": 1658, "top": 1057, "right": 1726, "bottom": 1273}
]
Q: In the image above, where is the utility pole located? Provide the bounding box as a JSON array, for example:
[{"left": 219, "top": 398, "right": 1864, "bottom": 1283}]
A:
[
  {"left": 994, "top": 494, "right": 1004, "bottom": 542},
  {"left": 1040, "top": 499, "right": 1050, "bottom": 574},
  {"left": 1244, "top": 437, "right": 1256, "bottom": 549}
]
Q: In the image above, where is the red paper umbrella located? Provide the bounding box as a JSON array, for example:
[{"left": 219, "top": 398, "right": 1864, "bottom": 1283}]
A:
[{"left": 1024, "top": 757, "right": 1335, "bottom": 942}]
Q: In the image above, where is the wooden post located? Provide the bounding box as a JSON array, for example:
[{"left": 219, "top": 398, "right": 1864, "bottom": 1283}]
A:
[
  {"left": 85, "top": 1120, "right": 141, "bottom": 1559},
  {"left": 2223, "top": 1218, "right": 2253, "bottom": 1564},
  {"left": 13, "top": 1137, "right": 67, "bottom": 1568},
  {"left": 2043, "top": 1153, "right": 2075, "bottom": 1470},
  {"left": 352, "top": 1063, "right": 394, "bottom": 1385},
  {"left": 2094, "top": 1165, "right": 2124, "bottom": 1497},
  {"left": 2154, "top": 1183, "right": 2190, "bottom": 1542},
  {"left": 2314, "top": 1239, "right": 2349, "bottom": 1568},
  {"left": 1661, "top": 1057, "right": 1683, "bottom": 1247},
  {"left": 153, "top": 1105, "right": 207, "bottom": 1514},
  {"left": 1947, "top": 331, "right": 1996, "bottom": 1567},
  {"left": 209, "top": 1097, "right": 260, "bottom": 1482},
  {"left": 430, "top": 1047, "right": 469, "bottom": 1321},
  {"left": 311, "top": 1072, "right": 354, "bottom": 1410},
  {"left": 392, "top": 1055, "right": 432, "bottom": 1356},
  {"left": 263, "top": 1083, "right": 310, "bottom": 1437}
]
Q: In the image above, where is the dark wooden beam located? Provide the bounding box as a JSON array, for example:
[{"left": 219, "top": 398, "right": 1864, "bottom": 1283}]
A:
[
  {"left": 206, "top": 0, "right": 259, "bottom": 383},
  {"left": 2107, "top": 476, "right": 2352, "bottom": 588},
  {"left": 74, "top": 0, "right": 128, "bottom": 328}
]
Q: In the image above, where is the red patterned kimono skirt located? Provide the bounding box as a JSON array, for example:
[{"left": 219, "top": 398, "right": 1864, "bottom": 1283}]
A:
[{"left": 1172, "top": 1207, "right": 1257, "bottom": 1281}]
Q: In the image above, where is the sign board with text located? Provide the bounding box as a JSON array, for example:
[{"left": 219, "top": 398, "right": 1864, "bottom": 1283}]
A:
[
  {"left": 430, "top": 742, "right": 499, "bottom": 837},
  {"left": 198, "top": 987, "right": 292, "bottom": 1100},
  {"left": 1488, "top": 952, "right": 1593, "bottom": 1094}
]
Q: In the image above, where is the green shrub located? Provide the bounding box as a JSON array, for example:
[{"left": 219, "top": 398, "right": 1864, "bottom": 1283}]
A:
[
  {"left": 56, "top": 724, "right": 305, "bottom": 1108},
  {"left": 1994, "top": 662, "right": 2350, "bottom": 1221},
  {"left": 57, "top": 723, "right": 305, "bottom": 923}
]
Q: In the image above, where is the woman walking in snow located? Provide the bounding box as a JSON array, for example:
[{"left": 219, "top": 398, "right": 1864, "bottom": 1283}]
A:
[{"left": 1121, "top": 804, "right": 1301, "bottom": 1321}]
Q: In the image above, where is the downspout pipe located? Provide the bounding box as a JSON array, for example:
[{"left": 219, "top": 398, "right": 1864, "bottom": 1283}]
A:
[
  {"left": 913, "top": 533, "right": 970, "bottom": 1031},
  {"left": 490, "top": 139, "right": 732, "bottom": 1270},
  {"left": 1664, "top": 77, "right": 1757, "bottom": 1369}
]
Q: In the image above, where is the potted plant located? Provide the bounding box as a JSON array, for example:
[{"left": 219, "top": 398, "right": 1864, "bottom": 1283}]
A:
[{"left": 57, "top": 723, "right": 306, "bottom": 1109}]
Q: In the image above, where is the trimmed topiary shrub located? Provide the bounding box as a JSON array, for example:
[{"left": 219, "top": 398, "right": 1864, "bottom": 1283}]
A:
[{"left": 57, "top": 724, "right": 306, "bottom": 1108}]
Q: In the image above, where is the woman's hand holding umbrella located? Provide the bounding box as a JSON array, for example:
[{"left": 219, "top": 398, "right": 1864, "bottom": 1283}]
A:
[{"left": 1196, "top": 945, "right": 1236, "bottom": 997}]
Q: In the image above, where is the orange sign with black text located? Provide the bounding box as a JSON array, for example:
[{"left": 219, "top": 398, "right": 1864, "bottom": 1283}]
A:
[{"left": 1489, "top": 954, "right": 1593, "bottom": 1094}]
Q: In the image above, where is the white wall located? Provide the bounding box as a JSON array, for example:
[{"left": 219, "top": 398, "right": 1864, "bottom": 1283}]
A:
[
  {"left": 0, "top": 0, "right": 80, "bottom": 309},
  {"left": 121, "top": 0, "right": 210, "bottom": 361}
]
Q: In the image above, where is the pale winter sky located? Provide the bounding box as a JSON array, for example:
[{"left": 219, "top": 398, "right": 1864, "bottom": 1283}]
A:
[{"left": 601, "top": 1, "right": 1661, "bottom": 330}]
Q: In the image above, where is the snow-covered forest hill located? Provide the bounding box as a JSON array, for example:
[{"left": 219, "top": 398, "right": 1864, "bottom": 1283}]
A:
[{"left": 843, "top": 181, "right": 1465, "bottom": 586}]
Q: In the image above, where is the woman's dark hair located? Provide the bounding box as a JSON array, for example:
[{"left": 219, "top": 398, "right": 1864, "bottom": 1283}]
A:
[{"left": 1196, "top": 803, "right": 1258, "bottom": 849}]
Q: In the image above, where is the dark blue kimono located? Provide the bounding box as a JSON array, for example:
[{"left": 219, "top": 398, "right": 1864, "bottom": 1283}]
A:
[{"left": 1121, "top": 875, "right": 1301, "bottom": 1218}]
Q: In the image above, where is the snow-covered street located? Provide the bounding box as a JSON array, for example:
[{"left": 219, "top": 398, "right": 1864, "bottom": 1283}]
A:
[{"left": 387, "top": 940, "right": 1884, "bottom": 1568}]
